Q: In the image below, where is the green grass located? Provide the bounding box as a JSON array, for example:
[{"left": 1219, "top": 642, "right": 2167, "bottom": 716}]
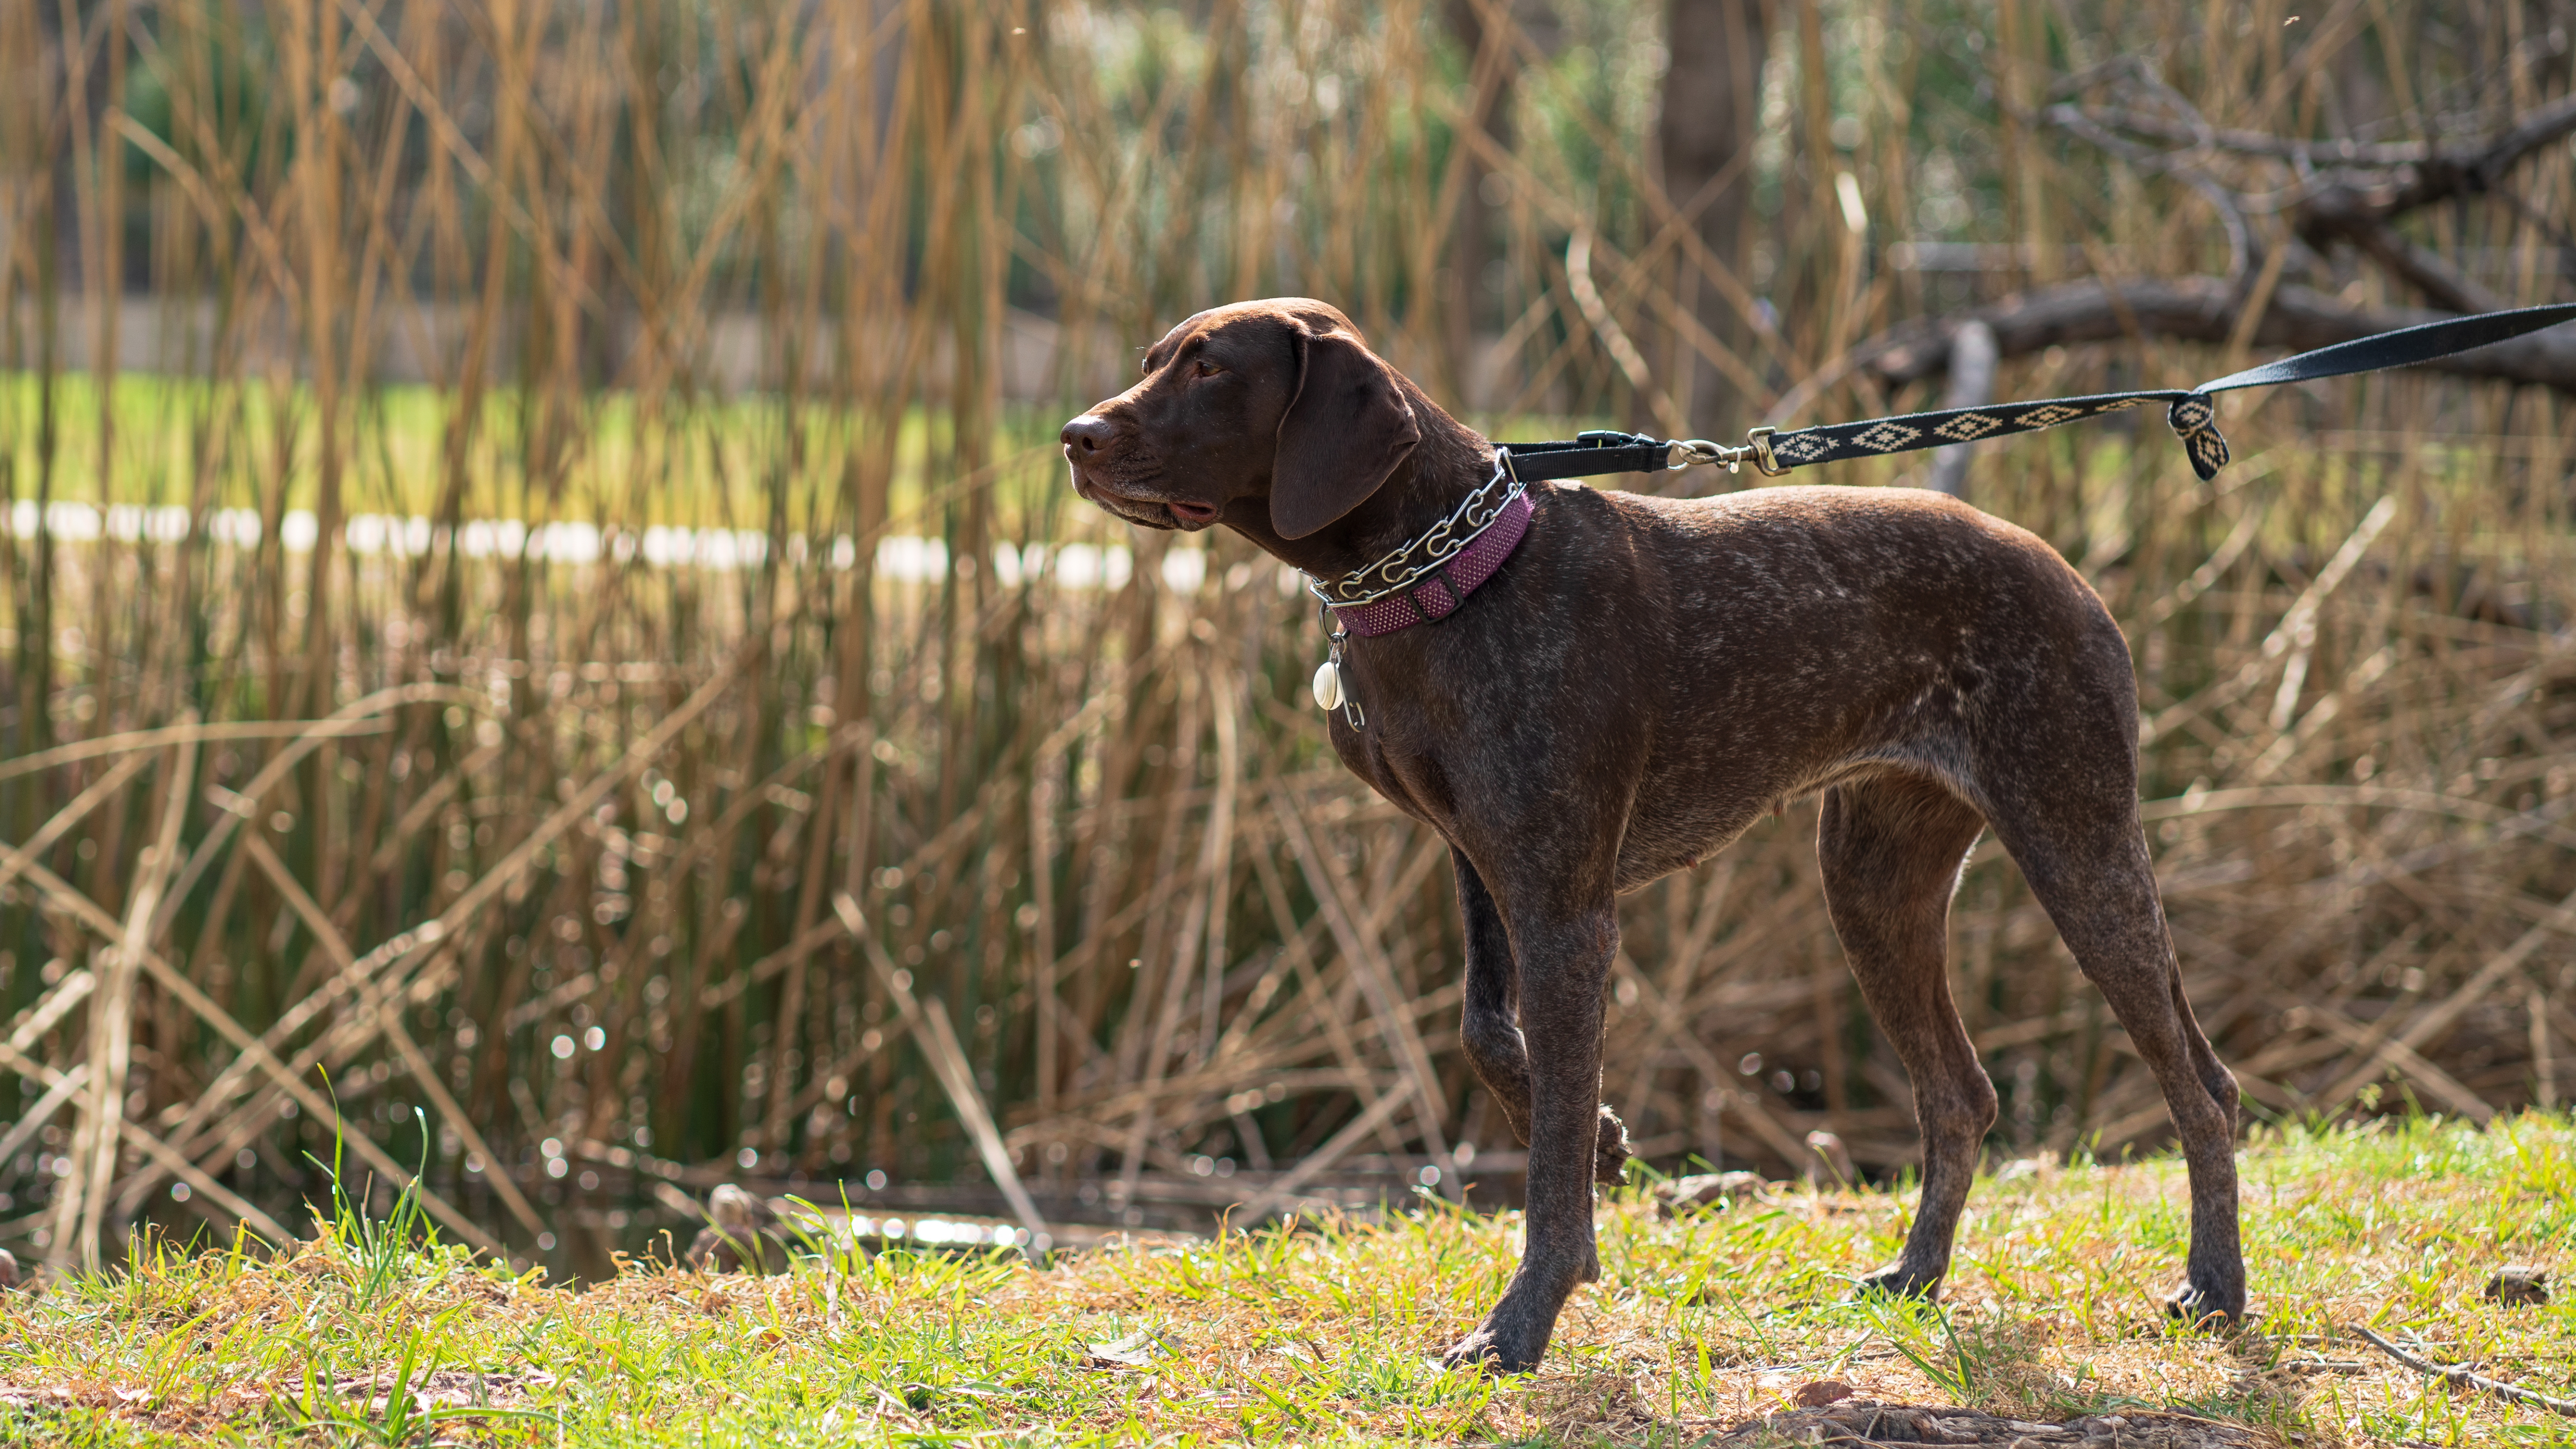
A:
[
  {"left": 0, "top": 371, "right": 1072, "bottom": 533},
  {"left": 3, "top": 1115, "right": 2570, "bottom": 1445},
  {"left": 0, "top": 371, "right": 1609, "bottom": 539}
]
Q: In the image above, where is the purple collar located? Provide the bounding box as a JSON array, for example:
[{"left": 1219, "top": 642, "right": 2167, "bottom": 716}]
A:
[{"left": 1305, "top": 456, "right": 1534, "bottom": 638}]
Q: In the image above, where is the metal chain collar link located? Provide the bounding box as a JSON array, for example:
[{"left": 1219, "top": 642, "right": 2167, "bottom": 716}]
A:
[
  {"left": 1304, "top": 453, "right": 1526, "bottom": 608},
  {"left": 1303, "top": 437, "right": 1752, "bottom": 610}
]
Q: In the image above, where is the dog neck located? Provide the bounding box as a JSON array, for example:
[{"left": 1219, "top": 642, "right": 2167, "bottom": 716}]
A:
[{"left": 1247, "top": 383, "right": 1499, "bottom": 582}]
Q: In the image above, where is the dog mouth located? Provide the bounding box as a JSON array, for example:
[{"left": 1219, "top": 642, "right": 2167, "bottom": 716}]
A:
[{"left": 1066, "top": 454, "right": 1219, "bottom": 532}]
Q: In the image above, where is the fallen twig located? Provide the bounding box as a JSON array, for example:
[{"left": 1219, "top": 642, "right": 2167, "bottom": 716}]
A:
[{"left": 2349, "top": 1323, "right": 2576, "bottom": 1417}]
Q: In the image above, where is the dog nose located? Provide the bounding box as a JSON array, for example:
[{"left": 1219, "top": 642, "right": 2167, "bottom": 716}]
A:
[{"left": 1061, "top": 415, "right": 1116, "bottom": 454}]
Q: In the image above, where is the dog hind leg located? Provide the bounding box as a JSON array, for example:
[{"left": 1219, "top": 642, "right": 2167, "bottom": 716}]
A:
[
  {"left": 1994, "top": 803, "right": 2245, "bottom": 1323},
  {"left": 1816, "top": 773, "right": 1994, "bottom": 1299}
]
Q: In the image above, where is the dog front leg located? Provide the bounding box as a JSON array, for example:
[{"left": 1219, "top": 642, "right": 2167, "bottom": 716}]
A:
[
  {"left": 1454, "top": 850, "right": 1630, "bottom": 1191},
  {"left": 1454, "top": 850, "right": 1534, "bottom": 1141},
  {"left": 1444, "top": 905, "right": 1617, "bottom": 1373}
]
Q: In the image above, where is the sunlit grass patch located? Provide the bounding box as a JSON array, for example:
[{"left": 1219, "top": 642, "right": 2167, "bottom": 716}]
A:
[
  {"left": 2, "top": 1114, "right": 2568, "bottom": 1445},
  {"left": 0, "top": 371, "right": 1598, "bottom": 539},
  {"left": 0, "top": 370, "right": 1077, "bottom": 533}
]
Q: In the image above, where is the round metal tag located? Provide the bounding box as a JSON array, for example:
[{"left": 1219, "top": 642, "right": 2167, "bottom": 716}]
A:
[{"left": 1311, "top": 660, "right": 1344, "bottom": 711}]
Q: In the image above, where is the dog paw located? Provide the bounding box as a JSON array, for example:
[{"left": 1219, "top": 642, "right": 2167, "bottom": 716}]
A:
[
  {"left": 1594, "top": 1104, "right": 1631, "bottom": 1185},
  {"left": 1853, "top": 1262, "right": 1943, "bottom": 1301},
  {"left": 2163, "top": 1279, "right": 2247, "bottom": 1329},
  {"left": 1440, "top": 1324, "right": 1544, "bottom": 1376}
]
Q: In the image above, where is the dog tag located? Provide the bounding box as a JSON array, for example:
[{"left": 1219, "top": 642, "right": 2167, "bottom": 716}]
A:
[{"left": 1312, "top": 660, "right": 1344, "bottom": 711}]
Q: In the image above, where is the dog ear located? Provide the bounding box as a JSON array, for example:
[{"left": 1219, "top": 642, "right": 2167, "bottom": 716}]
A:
[{"left": 1270, "top": 325, "right": 1421, "bottom": 540}]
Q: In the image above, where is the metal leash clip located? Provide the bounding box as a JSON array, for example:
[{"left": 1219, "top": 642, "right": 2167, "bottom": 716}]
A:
[
  {"left": 1666, "top": 437, "right": 1754, "bottom": 473},
  {"left": 1744, "top": 426, "right": 1789, "bottom": 477}
]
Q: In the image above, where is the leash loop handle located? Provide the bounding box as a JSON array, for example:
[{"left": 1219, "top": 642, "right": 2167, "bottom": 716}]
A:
[{"left": 2165, "top": 393, "right": 2229, "bottom": 480}]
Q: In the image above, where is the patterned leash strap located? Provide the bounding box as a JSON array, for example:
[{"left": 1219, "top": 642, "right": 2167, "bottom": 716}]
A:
[{"left": 1505, "top": 301, "right": 2576, "bottom": 486}]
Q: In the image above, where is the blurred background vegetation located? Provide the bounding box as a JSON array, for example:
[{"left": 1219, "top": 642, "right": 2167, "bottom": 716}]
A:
[{"left": 3, "top": 0, "right": 2573, "bottom": 1280}]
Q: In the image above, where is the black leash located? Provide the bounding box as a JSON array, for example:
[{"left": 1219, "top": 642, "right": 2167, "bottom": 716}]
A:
[{"left": 1502, "top": 301, "right": 2576, "bottom": 485}]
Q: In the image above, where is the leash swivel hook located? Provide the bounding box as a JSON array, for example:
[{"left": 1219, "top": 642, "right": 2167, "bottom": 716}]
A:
[{"left": 1666, "top": 437, "right": 1753, "bottom": 474}]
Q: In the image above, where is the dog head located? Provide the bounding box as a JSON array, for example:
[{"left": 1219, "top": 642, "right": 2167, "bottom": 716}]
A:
[{"left": 1060, "top": 299, "right": 1422, "bottom": 542}]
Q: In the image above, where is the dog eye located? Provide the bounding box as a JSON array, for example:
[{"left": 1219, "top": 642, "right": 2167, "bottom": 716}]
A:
[{"left": 1193, "top": 358, "right": 1221, "bottom": 378}]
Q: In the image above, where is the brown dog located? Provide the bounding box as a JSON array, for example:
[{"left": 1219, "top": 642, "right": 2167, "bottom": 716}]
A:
[{"left": 1062, "top": 299, "right": 2244, "bottom": 1372}]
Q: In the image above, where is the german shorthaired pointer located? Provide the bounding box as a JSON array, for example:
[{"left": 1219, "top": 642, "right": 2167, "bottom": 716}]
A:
[{"left": 1061, "top": 298, "right": 2244, "bottom": 1373}]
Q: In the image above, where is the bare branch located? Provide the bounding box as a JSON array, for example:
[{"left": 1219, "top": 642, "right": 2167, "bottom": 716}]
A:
[
  {"left": 2393, "top": 92, "right": 2576, "bottom": 210},
  {"left": 2044, "top": 105, "right": 2255, "bottom": 284},
  {"left": 2293, "top": 191, "right": 2507, "bottom": 313},
  {"left": 2053, "top": 91, "right": 2576, "bottom": 188},
  {"left": 2051, "top": 103, "right": 2445, "bottom": 168},
  {"left": 1850, "top": 276, "right": 2576, "bottom": 396},
  {"left": 2048, "top": 86, "right": 2576, "bottom": 310}
]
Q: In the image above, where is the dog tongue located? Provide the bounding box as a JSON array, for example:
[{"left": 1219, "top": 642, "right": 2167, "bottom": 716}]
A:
[{"left": 1171, "top": 501, "right": 1217, "bottom": 523}]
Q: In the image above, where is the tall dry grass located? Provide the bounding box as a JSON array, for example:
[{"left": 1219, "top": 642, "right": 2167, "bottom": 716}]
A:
[{"left": 0, "top": 0, "right": 2571, "bottom": 1276}]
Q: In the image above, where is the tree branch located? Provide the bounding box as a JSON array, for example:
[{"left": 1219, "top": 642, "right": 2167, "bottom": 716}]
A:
[
  {"left": 2050, "top": 104, "right": 2445, "bottom": 169},
  {"left": 2293, "top": 193, "right": 2506, "bottom": 313},
  {"left": 2051, "top": 91, "right": 2576, "bottom": 207},
  {"left": 2385, "top": 91, "right": 2576, "bottom": 212},
  {"left": 2048, "top": 86, "right": 2576, "bottom": 311},
  {"left": 1848, "top": 276, "right": 2576, "bottom": 396}
]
